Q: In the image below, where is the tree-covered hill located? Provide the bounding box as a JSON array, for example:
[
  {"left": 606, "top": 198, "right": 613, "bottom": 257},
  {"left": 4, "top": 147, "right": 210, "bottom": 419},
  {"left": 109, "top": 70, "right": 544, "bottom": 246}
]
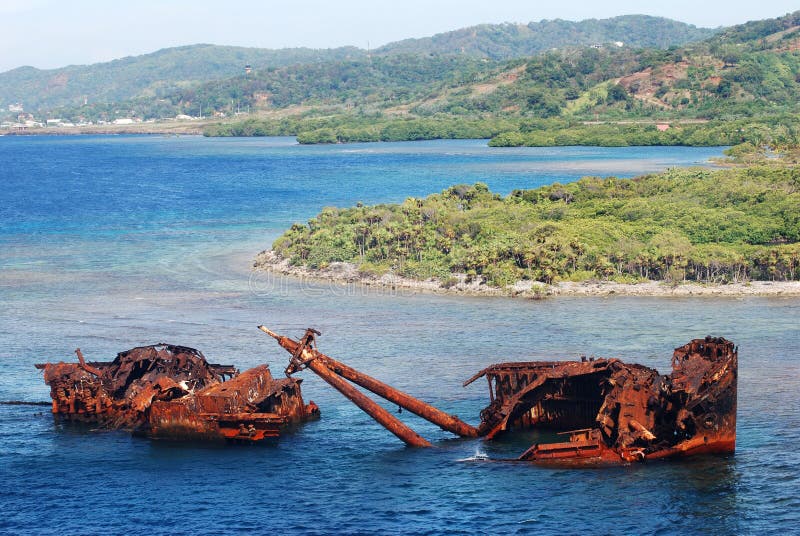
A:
[
  {"left": 0, "top": 44, "right": 365, "bottom": 111},
  {"left": 389, "top": 11, "right": 800, "bottom": 123},
  {"left": 198, "top": 8, "right": 800, "bottom": 146},
  {"left": 181, "top": 54, "right": 489, "bottom": 112},
  {"left": 268, "top": 166, "right": 800, "bottom": 287},
  {"left": 0, "top": 15, "right": 716, "bottom": 115},
  {"left": 8, "top": 10, "right": 800, "bottom": 143},
  {"left": 376, "top": 15, "right": 717, "bottom": 59},
  {"left": 206, "top": 10, "right": 800, "bottom": 146},
  {"left": 483, "top": 11, "right": 800, "bottom": 145}
]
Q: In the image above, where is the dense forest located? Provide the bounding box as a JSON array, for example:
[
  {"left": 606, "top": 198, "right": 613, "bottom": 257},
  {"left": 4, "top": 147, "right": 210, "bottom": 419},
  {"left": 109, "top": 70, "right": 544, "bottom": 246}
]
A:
[
  {"left": 270, "top": 165, "right": 800, "bottom": 287},
  {"left": 488, "top": 116, "right": 800, "bottom": 148},
  {"left": 204, "top": 114, "right": 520, "bottom": 142}
]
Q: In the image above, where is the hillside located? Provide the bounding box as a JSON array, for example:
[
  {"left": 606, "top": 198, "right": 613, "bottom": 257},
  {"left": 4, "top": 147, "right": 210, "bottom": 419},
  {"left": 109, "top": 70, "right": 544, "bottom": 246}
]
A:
[
  {"left": 377, "top": 15, "right": 717, "bottom": 58},
  {"left": 197, "top": 11, "right": 800, "bottom": 146},
  {"left": 386, "top": 10, "right": 800, "bottom": 121},
  {"left": 6, "top": 10, "right": 800, "bottom": 143},
  {"left": 0, "top": 15, "right": 714, "bottom": 116},
  {"left": 0, "top": 44, "right": 364, "bottom": 112}
]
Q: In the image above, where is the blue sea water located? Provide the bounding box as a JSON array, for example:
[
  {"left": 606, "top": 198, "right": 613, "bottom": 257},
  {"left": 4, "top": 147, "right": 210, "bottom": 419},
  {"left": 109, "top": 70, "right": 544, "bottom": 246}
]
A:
[{"left": 0, "top": 136, "right": 798, "bottom": 535}]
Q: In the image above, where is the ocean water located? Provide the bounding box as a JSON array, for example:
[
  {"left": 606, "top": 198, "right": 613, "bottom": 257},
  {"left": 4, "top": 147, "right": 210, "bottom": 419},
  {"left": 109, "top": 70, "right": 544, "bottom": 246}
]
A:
[{"left": 1, "top": 136, "right": 798, "bottom": 535}]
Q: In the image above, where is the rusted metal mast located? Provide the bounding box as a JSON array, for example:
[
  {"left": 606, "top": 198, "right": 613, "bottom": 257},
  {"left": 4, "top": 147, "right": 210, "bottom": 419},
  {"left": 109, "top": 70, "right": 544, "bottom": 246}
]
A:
[
  {"left": 259, "top": 326, "right": 432, "bottom": 447},
  {"left": 258, "top": 326, "right": 477, "bottom": 438},
  {"left": 323, "top": 357, "right": 478, "bottom": 438}
]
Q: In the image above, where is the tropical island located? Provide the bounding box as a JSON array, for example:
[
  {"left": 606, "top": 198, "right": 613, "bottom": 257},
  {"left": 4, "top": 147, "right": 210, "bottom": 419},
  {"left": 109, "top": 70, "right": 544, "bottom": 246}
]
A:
[{"left": 255, "top": 150, "right": 800, "bottom": 297}]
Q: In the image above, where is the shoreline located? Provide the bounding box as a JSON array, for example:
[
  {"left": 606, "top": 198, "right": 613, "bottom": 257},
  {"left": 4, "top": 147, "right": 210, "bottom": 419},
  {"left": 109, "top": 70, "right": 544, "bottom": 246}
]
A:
[
  {"left": 253, "top": 250, "right": 800, "bottom": 298},
  {"left": 0, "top": 123, "right": 205, "bottom": 136}
]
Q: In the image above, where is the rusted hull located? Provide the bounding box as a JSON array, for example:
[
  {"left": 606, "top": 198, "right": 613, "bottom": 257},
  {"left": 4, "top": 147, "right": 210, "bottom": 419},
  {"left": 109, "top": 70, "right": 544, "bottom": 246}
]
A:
[
  {"left": 36, "top": 345, "right": 319, "bottom": 443},
  {"left": 468, "top": 337, "right": 737, "bottom": 465}
]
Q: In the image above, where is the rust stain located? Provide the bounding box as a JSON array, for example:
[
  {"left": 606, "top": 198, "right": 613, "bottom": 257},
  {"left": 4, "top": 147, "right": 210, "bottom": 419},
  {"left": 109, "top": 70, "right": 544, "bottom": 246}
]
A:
[{"left": 36, "top": 343, "right": 319, "bottom": 442}]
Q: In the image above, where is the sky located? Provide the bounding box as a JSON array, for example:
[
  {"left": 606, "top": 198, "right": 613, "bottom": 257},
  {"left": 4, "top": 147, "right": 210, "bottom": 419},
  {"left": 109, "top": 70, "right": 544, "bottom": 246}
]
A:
[{"left": 1, "top": 0, "right": 798, "bottom": 73}]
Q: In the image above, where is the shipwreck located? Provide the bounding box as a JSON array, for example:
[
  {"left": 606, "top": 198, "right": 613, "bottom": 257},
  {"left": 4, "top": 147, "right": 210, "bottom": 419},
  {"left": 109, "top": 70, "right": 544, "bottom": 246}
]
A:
[
  {"left": 260, "top": 328, "right": 737, "bottom": 465},
  {"left": 36, "top": 343, "right": 319, "bottom": 442},
  {"left": 36, "top": 328, "right": 737, "bottom": 464}
]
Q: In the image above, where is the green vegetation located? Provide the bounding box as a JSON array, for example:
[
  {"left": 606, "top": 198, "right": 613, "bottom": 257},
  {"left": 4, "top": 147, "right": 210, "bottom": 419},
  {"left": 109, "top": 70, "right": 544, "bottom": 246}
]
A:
[
  {"left": 204, "top": 113, "right": 800, "bottom": 148},
  {"left": 489, "top": 116, "right": 800, "bottom": 147},
  {"left": 192, "top": 53, "right": 489, "bottom": 114},
  {"left": 376, "top": 15, "right": 716, "bottom": 58},
  {"left": 0, "top": 15, "right": 713, "bottom": 118},
  {"left": 0, "top": 44, "right": 364, "bottom": 113},
  {"left": 204, "top": 113, "right": 519, "bottom": 143},
  {"left": 271, "top": 166, "right": 800, "bottom": 287},
  {"left": 5, "top": 11, "right": 800, "bottom": 149},
  {"left": 200, "top": 11, "right": 800, "bottom": 144}
]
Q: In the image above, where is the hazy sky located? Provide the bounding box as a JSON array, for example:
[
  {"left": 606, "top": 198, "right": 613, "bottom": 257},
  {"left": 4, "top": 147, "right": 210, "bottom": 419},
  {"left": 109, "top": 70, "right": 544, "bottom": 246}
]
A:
[{"left": 1, "top": 0, "right": 798, "bottom": 73}]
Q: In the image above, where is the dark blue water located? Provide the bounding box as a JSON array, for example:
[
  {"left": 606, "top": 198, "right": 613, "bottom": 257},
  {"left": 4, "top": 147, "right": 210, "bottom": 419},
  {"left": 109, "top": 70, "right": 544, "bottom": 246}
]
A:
[{"left": 1, "top": 136, "right": 798, "bottom": 535}]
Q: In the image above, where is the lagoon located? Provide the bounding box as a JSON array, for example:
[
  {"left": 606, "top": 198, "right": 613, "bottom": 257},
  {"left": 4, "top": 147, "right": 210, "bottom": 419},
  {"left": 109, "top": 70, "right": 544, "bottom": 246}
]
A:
[{"left": 1, "top": 136, "right": 797, "bottom": 534}]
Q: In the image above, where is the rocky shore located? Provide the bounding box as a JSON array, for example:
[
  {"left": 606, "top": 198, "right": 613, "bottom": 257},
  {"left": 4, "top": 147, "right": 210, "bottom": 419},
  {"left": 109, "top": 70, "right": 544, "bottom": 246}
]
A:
[{"left": 253, "top": 250, "right": 800, "bottom": 298}]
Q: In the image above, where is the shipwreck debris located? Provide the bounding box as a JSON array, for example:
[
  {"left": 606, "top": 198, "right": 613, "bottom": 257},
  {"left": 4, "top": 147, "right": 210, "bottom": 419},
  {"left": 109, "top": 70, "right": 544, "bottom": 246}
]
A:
[
  {"left": 466, "top": 336, "right": 737, "bottom": 464},
  {"left": 36, "top": 329, "right": 737, "bottom": 465},
  {"left": 259, "top": 326, "right": 477, "bottom": 447},
  {"left": 262, "top": 327, "right": 736, "bottom": 465},
  {"left": 36, "top": 343, "right": 319, "bottom": 442}
]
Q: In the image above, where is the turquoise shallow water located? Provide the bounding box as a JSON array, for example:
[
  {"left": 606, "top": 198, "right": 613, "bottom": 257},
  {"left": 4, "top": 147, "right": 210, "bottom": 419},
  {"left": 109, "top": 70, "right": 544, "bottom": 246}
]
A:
[{"left": 1, "top": 136, "right": 798, "bottom": 535}]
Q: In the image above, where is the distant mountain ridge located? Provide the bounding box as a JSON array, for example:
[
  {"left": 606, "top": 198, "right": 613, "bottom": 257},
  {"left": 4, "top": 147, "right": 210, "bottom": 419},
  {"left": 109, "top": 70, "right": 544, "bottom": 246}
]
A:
[
  {"left": 0, "top": 15, "right": 716, "bottom": 113},
  {"left": 376, "top": 15, "right": 718, "bottom": 58},
  {"left": 0, "top": 44, "right": 365, "bottom": 111},
  {"left": 194, "top": 9, "right": 800, "bottom": 143},
  {"left": 185, "top": 11, "right": 800, "bottom": 125}
]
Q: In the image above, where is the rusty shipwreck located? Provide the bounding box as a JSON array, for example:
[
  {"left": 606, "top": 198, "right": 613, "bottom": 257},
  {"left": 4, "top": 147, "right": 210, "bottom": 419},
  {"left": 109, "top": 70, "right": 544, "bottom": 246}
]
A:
[
  {"left": 36, "top": 343, "right": 319, "bottom": 442},
  {"left": 261, "top": 328, "right": 737, "bottom": 465},
  {"left": 36, "top": 328, "right": 737, "bottom": 464}
]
